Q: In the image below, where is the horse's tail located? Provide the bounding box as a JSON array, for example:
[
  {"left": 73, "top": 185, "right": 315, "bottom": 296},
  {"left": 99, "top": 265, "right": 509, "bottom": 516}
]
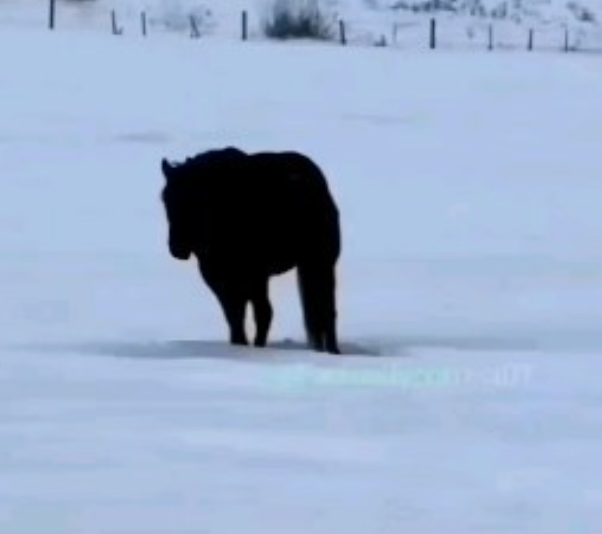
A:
[
  {"left": 288, "top": 150, "right": 341, "bottom": 353},
  {"left": 297, "top": 261, "right": 340, "bottom": 354}
]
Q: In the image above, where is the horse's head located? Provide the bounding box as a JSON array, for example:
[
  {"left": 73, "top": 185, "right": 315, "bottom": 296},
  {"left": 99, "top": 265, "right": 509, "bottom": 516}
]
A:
[
  {"left": 160, "top": 149, "right": 248, "bottom": 261},
  {"left": 161, "top": 158, "right": 193, "bottom": 261}
]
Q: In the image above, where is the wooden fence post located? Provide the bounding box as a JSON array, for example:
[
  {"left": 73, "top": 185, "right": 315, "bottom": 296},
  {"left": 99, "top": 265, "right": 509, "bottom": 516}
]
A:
[
  {"left": 339, "top": 19, "right": 346, "bottom": 45},
  {"left": 241, "top": 10, "right": 247, "bottom": 41},
  {"left": 527, "top": 28, "right": 533, "bottom": 51},
  {"left": 563, "top": 27, "right": 569, "bottom": 52},
  {"left": 111, "top": 10, "right": 122, "bottom": 35},
  {"left": 488, "top": 24, "right": 493, "bottom": 50},
  {"left": 190, "top": 15, "right": 200, "bottom": 38},
  {"left": 49, "top": 0, "right": 56, "bottom": 30},
  {"left": 141, "top": 11, "right": 147, "bottom": 37},
  {"left": 429, "top": 18, "right": 436, "bottom": 49}
]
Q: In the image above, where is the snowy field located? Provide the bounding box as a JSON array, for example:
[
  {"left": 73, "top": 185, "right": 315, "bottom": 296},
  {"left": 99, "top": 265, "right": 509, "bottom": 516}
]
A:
[{"left": 1, "top": 26, "right": 602, "bottom": 533}]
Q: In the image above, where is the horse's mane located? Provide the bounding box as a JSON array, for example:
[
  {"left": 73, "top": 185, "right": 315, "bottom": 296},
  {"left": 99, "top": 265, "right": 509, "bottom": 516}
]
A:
[
  {"left": 176, "top": 146, "right": 248, "bottom": 173},
  {"left": 161, "top": 146, "right": 249, "bottom": 208}
]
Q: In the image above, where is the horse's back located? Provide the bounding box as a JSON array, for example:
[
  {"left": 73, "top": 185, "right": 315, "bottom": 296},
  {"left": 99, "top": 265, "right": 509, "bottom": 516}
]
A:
[
  {"left": 187, "top": 148, "right": 333, "bottom": 207},
  {"left": 176, "top": 147, "right": 340, "bottom": 272},
  {"left": 244, "top": 151, "right": 340, "bottom": 268}
]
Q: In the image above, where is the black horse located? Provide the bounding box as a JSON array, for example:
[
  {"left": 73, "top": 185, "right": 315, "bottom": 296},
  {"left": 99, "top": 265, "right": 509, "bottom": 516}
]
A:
[{"left": 160, "top": 146, "right": 342, "bottom": 354}]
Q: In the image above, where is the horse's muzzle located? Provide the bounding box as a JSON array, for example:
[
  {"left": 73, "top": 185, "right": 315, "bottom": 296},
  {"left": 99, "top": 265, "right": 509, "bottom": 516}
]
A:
[{"left": 169, "top": 241, "right": 191, "bottom": 261}]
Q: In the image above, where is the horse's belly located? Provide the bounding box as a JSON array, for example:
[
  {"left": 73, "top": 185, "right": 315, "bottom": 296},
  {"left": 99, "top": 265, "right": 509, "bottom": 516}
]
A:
[
  {"left": 257, "top": 240, "right": 297, "bottom": 275},
  {"left": 269, "top": 259, "right": 295, "bottom": 276}
]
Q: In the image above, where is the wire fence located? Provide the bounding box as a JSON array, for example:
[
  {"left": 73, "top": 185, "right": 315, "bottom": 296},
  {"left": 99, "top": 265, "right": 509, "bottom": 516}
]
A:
[{"left": 1, "top": 0, "right": 601, "bottom": 53}]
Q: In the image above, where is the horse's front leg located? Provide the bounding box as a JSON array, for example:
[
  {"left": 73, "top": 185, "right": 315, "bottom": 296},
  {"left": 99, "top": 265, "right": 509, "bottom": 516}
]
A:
[
  {"left": 213, "top": 289, "right": 248, "bottom": 346},
  {"left": 200, "top": 264, "right": 248, "bottom": 346},
  {"left": 250, "top": 277, "right": 273, "bottom": 348}
]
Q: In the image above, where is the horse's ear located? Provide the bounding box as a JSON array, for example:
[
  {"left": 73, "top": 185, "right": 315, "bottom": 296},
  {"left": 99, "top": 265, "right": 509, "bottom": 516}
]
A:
[{"left": 161, "top": 158, "right": 174, "bottom": 180}]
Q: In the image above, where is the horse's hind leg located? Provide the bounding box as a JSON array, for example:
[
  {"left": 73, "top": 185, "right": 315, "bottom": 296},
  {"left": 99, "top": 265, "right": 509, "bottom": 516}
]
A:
[
  {"left": 297, "top": 261, "right": 340, "bottom": 355},
  {"left": 323, "top": 311, "right": 340, "bottom": 355},
  {"left": 320, "top": 264, "right": 340, "bottom": 355},
  {"left": 250, "top": 277, "right": 273, "bottom": 348}
]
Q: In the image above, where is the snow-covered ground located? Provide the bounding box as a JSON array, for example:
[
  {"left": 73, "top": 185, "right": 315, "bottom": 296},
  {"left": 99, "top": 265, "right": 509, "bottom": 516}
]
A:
[
  {"left": 1, "top": 0, "right": 602, "bottom": 50},
  {"left": 1, "top": 22, "right": 602, "bottom": 534}
]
